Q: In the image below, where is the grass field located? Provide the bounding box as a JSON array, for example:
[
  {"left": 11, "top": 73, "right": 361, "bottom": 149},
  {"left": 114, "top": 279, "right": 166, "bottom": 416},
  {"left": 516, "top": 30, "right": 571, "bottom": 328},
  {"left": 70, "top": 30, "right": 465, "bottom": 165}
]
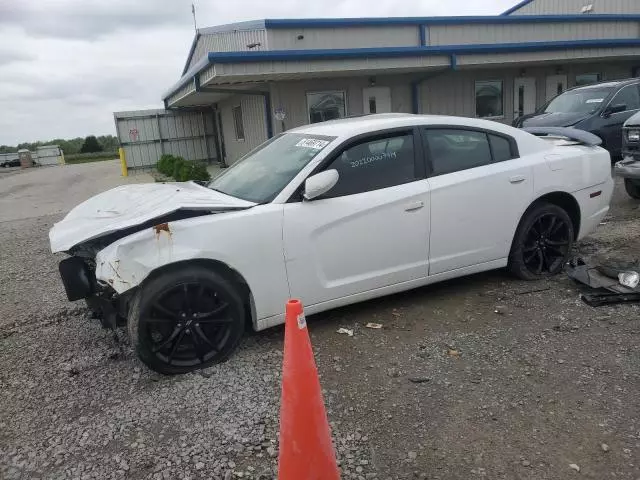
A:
[{"left": 64, "top": 152, "right": 118, "bottom": 164}]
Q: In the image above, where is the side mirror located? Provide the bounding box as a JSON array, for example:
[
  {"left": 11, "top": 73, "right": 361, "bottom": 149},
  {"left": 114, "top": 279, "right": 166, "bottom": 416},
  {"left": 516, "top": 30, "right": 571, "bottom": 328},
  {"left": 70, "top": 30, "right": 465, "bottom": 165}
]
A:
[
  {"left": 303, "top": 169, "right": 339, "bottom": 201},
  {"left": 604, "top": 104, "right": 627, "bottom": 117}
]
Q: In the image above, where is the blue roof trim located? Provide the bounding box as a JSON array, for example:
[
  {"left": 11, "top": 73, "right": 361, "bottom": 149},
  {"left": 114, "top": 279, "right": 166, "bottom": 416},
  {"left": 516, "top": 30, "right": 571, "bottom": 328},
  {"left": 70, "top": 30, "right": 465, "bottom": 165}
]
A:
[
  {"left": 163, "top": 38, "right": 640, "bottom": 101},
  {"left": 205, "top": 39, "right": 640, "bottom": 63},
  {"left": 263, "top": 15, "right": 640, "bottom": 28},
  {"left": 182, "top": 32, "right": 201, "bottom": 76},
  {"left": 501, "top": 0, "right": 536, "bottom": 16}
]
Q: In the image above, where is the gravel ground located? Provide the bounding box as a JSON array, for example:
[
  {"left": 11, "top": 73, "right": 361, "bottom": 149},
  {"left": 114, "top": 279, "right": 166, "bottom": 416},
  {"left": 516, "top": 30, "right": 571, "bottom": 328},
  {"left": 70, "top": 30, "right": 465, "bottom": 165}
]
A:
[{"left": 1, "top": 163, "right": 639, "bottom": 480}]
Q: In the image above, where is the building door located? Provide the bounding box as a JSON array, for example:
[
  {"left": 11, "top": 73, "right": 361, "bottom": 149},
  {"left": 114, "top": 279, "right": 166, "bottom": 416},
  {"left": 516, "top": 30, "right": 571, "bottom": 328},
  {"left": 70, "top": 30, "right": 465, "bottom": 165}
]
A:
[
  {"left": 363, "top": 87, "right": 392, "bottom": 114},
  {"left": 545, "top": 75, "right": 568, "bottom": 102},
  {"left": 513, "top": 77, "right": 537, "bottom": 119}
]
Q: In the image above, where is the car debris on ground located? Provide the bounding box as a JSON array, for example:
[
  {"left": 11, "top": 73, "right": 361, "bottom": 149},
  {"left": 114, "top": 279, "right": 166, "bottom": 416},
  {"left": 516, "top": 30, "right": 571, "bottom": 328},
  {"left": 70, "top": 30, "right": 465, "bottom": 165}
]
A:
[{"left": 566, "top": 257, "right": 640, "bottom": 306}]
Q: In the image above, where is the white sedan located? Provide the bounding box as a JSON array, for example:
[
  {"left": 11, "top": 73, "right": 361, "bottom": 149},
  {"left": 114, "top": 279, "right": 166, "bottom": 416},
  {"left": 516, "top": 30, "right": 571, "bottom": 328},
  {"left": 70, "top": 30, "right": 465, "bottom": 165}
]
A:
[{"left": 50, "top": 114, "right": 613, "bottom": 374}]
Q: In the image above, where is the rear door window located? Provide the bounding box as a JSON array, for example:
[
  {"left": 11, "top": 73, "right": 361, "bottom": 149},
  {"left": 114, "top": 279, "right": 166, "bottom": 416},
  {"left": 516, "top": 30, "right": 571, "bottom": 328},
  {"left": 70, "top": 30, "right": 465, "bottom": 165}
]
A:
[{"left": 423, "top": 129, "right": 517, "bottom": 176}]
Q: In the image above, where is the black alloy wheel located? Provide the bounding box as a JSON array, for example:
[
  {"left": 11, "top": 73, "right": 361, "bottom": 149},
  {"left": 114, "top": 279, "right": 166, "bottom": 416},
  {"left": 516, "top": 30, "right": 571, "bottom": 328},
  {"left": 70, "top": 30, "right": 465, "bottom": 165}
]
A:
[
  {"left": 129, "top": 266, "right": 245, "bottom": 374},
  {"left": 509, "top": 203, "right": 574, "bottom": 280}
]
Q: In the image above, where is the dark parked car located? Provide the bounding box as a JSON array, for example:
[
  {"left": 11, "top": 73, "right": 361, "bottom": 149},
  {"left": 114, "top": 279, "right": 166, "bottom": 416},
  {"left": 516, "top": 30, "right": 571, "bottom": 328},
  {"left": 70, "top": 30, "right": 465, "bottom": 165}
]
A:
[
  {"left": 514, "top": 78, "right": 640, "bottom": 158},
  {"left": 1, "top": 158, "right": 20, "bottom": 168},
  {"left": 614, "top": 111, "right": 640, "bottom": 199}
]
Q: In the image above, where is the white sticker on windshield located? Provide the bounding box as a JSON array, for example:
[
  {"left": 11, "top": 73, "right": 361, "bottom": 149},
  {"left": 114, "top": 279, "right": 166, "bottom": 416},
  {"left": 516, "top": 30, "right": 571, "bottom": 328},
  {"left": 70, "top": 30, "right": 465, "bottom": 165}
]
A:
[
  {"left": 586, "top": 98, "right": 604, "bottom": 103},
  {"left": 296, "top": 138, "right": 329, "bottom": 149}
]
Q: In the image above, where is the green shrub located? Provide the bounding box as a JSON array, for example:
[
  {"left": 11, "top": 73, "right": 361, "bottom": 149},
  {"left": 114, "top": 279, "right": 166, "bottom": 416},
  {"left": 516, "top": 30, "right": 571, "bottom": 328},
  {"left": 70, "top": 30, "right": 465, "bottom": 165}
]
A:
[
  {"left": 172, "top": 156, "right": 186, "bottom": 179},
  {"left": 157, "top": 154, "right": 210, "bottom": 182},
  {"left": 176, "top": 161, "right": 211, "bottom": 182},
  {"left": 157, "top": 154, "right": 178, "bottom": 176}
]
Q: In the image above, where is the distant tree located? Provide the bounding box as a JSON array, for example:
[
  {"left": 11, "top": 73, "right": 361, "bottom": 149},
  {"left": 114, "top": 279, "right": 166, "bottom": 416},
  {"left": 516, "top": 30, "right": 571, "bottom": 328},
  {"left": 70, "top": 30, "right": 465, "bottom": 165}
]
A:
[
  {"left": 0, "top": 145, "right": 18, "bottom": 153},
  {"left": 80, "top": 135, "right": 103, "bottom": 153},
  {"left": 97, "top": 135, "right": 119, "bottom": 152}
]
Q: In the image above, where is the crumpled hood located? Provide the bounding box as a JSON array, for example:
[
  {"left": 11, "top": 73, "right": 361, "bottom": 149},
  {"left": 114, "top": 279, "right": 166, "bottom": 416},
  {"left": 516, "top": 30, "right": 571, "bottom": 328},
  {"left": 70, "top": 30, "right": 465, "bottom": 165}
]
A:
[
  {"left": 50, "top": 181, "right": 255, "bottom": 253},
  {"left": 522, "top": 112, "right": 589, "bottom": 128}
]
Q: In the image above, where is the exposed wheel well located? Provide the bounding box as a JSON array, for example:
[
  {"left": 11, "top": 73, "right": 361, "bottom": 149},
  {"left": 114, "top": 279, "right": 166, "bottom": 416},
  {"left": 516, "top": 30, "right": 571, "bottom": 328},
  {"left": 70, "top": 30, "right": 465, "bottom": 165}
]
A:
[
  {"left": 531, "top": 192, "right": 581, "bottom": 240},
  {"left": 144, "top": 259, "right": 256, "bottom": 332}
]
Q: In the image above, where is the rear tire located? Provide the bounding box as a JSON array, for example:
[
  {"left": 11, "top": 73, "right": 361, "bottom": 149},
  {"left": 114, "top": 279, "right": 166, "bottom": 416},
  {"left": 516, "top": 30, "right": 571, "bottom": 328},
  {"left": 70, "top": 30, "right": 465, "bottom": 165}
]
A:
[
  {"left": 508, "top": 203, "right": 574, "bottom": 281},
  {"left": 624, "top": 178, "right": 640, "bottom": 199},
  {"left": 128, "top": 265, "right": 245, "bottom": 375}
]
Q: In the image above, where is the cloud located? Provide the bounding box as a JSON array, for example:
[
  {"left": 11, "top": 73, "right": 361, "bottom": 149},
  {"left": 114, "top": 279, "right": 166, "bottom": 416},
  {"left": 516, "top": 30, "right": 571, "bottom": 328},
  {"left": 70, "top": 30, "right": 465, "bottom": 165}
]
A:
[
  {"left": 0, "top": 0, "right": 515, "bottom": 145},
  {"left": 0, "top": 0, "right": 191, "bottom": 39}
]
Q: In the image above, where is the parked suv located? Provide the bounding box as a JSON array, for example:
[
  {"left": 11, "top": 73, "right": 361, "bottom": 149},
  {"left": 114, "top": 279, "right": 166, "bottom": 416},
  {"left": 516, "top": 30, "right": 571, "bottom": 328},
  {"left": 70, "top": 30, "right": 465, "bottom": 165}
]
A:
[
  {"left": 514, "top": 78, "right": 640, "bottom": 158},
  {"left": 614, "top": 111, "right": 640, "bottom": 199}
]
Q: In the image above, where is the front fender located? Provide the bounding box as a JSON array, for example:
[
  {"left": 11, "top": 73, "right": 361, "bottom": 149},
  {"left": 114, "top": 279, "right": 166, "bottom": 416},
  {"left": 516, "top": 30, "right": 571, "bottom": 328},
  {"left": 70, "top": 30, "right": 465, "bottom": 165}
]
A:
[{"left": 95, "top": 204, "right": 289, "bottom": 322}]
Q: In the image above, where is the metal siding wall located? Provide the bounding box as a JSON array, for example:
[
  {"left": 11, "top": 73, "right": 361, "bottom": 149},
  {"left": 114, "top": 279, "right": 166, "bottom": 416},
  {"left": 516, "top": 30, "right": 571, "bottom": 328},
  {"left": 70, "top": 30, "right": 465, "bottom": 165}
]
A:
[
  {"left": 267, "top": 26, "right": 419, "bottom": 50},
  {"left": 511, "top": 0, "right": 640, "bottom": 15},
  {"left": 214, "top": 56, "right": 448, "bottom": 79},
  {"left": 429, "top": 21, "right": 639, "bottom": 45},
  {"left": 419, "top": 60, "right": 638, "bottom": 124},
  {"left": 269, "top": 74, "right": 416, "bottom": 135},
  {"left": 35, "top": 146, "right": 62, "bottom": 165},
  {"left": 420, "top": 70, "right": 516, "bottom": 122},
  {"left": 218, "top": 95, "right": 268, "bottom": 165},
  {"left": 187, "top": 30, "right": 267, "bottom": 70},
  {"left": 114, "top": 110, "right": 217, "bottom": 169},
  {"left": 457, "top": 46, "right": 640, "bottom": 67}
]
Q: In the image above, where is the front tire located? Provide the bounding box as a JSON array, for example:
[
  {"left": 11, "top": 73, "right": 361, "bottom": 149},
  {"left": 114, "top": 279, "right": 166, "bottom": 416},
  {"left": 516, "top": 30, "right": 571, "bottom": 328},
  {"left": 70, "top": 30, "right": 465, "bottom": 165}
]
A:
[
  {"left": 508, "top": 203, "right": 574, "bottom": 280},
  {"left": 128, "top": 265, "right": 245, "bottom": 375},
  {"left": 624, "top": 178, "right": 640, "bottom": 199}
]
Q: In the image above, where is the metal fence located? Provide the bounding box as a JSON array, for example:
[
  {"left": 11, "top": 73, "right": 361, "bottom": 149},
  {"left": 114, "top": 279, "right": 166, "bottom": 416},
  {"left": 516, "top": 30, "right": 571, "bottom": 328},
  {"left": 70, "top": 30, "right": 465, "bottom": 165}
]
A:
[
  {"left": 0, "top": 145, "right": 63, "bottom": 167},
  {"left": 114, "top": 109, "right": 219, "bottom": 170}
]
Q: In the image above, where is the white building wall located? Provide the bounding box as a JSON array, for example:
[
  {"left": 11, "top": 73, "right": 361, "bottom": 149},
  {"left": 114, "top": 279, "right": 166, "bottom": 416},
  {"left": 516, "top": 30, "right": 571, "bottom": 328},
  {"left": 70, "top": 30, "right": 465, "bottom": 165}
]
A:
[
  {"left": 428, "top": 21, "right": 639, "bottom": 45},
  {"left": 218, "top": 95, "right": 268, "bottom": 165},
  {"left": 187, "top": 29, "right": 267, "bottom": 71},
  {"left": 420, "top": 60, "right": 639, "bottom": 124},
  {"left": 508, "top": 0, "right": 640, "bottom": 15},
  {"left": 267, "top": 26, "right": 419, "bottom": 50},
  {"left": 269, "top": 75, "right": 415, "bottom": 134}
]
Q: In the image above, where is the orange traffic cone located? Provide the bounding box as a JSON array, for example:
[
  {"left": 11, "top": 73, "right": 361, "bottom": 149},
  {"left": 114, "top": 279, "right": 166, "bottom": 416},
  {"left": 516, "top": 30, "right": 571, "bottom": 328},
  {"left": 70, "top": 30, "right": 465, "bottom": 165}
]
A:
[{"left": 278, "top": 299, "right": 340, "bottom": 480}]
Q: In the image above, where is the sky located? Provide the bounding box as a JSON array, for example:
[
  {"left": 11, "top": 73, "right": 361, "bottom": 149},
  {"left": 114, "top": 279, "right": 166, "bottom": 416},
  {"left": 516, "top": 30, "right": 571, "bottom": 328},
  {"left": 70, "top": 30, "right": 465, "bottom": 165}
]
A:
[{"left": 0, "top": 0, "right": 515, "bottom": 145}]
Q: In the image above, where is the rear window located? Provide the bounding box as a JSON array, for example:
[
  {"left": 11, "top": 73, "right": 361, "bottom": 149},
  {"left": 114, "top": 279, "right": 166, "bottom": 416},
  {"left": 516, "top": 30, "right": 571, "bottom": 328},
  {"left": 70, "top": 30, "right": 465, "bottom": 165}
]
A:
[{"left": 544, "top": 87, "right": 614, "bottom": 114}]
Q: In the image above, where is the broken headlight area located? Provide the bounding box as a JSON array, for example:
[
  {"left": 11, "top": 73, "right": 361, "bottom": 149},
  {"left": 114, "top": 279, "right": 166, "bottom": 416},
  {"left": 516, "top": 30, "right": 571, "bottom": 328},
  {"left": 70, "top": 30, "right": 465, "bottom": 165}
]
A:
[{"left": 58, "top": 251, "right": 135, "bottom": 329}]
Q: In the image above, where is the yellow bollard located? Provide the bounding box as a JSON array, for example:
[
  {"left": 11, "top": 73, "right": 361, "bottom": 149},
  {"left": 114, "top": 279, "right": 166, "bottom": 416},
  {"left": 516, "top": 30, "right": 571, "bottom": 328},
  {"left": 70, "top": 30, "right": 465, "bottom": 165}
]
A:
[{"left": 119, "top": 147, "right": 128, "bottom": 177}]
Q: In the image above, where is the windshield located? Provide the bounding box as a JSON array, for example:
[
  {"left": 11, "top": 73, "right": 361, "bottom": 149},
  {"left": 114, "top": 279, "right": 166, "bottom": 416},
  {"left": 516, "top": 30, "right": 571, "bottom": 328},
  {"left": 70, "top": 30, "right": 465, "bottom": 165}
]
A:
[
  {"left": 544, "top": 87, "right": 614, "bottom": 114},
  {"left": 208, "top": 133, "right": 336, "bottom": 203}
]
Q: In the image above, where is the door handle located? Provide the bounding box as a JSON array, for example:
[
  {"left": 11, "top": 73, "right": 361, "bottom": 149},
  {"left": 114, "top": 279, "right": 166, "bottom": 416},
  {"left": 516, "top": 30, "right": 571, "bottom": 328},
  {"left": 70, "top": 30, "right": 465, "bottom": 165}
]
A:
[
  {"left": 509, "top": 175, "right": 526, "bottom": 184},
  {"left": 404, "top": 201, "right": 425, "bottom": 212}
]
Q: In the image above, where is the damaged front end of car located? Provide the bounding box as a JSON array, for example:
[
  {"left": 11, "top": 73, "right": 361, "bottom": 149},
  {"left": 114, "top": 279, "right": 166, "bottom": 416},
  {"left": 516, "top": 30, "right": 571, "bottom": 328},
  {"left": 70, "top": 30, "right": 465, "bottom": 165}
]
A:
[
  {"left": 57, "top": 210, "right": 214, "bottom": 329},
  {"left": 50, "top": 181, "right": 258, "bottom": 330}
]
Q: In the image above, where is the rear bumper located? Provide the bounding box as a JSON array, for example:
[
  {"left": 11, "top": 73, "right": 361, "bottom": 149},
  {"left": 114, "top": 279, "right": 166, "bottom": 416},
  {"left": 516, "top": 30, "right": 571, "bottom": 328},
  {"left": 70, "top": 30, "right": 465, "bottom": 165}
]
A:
[{"left": 615, "top": 157, "right": 640, "bottom": 180}]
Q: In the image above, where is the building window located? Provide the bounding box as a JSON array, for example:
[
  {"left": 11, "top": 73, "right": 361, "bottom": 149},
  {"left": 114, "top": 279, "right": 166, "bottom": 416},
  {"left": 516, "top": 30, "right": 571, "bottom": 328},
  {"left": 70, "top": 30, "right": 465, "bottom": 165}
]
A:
[
  {"left": 232, "top": 105, "right": 245, "bottom": 141},
  {"left": 475, "top": 80, "right": 504, "bottom": 118},
  {"left": 575, "top": 73, "right": 601, "bottom": 86},
  {"left": 307, "top": 91, "right": 346, "bottom": 124}
]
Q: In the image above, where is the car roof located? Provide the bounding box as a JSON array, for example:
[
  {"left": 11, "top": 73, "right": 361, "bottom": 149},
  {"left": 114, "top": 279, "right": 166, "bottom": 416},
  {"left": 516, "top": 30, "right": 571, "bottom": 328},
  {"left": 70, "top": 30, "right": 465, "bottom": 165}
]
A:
[
  {"left": 288, "top": 113, "right": 521, "bottom": 139},
  {"left": 568, "top": 78, "right": 639, "bottom": 93}
]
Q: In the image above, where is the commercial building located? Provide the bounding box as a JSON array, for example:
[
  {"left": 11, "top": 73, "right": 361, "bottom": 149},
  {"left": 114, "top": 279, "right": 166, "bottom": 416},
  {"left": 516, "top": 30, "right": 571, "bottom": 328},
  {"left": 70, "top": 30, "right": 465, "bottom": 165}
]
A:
[{"left": 118, "top": 0, "right": 640, "bottom": 168}]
